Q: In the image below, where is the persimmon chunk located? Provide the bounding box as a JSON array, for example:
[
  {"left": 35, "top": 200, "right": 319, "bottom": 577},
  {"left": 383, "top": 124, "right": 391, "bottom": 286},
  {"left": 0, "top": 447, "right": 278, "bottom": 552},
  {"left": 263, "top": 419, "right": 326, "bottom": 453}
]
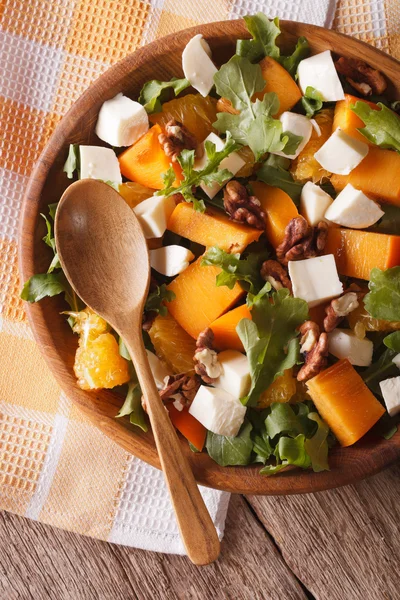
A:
[
  {"left": 333, "top": 94, "right": 378, "bottom": 145},
  {"left": 331, "top": 147, "right": 400, "bottom": 206},
  {"left": 167, "top": 256, "right": 244, "bottom": 338},
  {"left": 167, "top": 202, "right": 262, "bottom": 253},
  {"left": 210, "top": 304, "right": 251, "bottom": 352},
  {"left": 118, "top": 124, "right": 181, "bottom": 189},
  {"left": 324, "top": 227, "right": 400, "bottom": 280},
  {"left": 307, "top": 359, "right": 385, "bottom": 447},
  {"left": 251, "top": 181, "right": 299, "bottom": 248}
]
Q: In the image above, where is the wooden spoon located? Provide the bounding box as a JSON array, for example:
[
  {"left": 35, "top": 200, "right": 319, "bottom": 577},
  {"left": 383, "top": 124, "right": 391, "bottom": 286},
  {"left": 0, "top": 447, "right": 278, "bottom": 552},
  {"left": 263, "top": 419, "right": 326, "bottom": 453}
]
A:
[{"left": 55, "top": 179, "right": 220, "bottom": 565}]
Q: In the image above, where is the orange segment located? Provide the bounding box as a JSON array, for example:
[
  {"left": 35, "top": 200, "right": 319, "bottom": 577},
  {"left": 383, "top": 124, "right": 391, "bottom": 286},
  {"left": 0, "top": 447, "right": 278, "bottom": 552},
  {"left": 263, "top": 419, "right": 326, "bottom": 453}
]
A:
[
  {"left": 74, "top": 333, "right": 130, "bottom": 390},
  {"left": 210, "top": 304, "right": 252, "bottom": 352},
  {"left": 257, "top": 369, "right": 297, "bottom": 408},
  {"left": 251, "top": 181, "right": 299, "bottom": 248},
  {"left": 348, "top": 300, "right": 400, "bottom": 332},
  {"left": 333, "top": 94, "right": 378, "bottom": 145},
  {"left": 307, "top": 359, "right": 385, "bottom": 447},
  {"left": 167, "top": 202, "right": 262, "bottom": 253},
  {"left": 118, "top": 182, "right": 155, "bottom": 208},
  {"left": 149, "top": 313, "right": 196, "bottom": 374},
  {"left": 290, "top": 109, "right": 334, "bottom": 183}
]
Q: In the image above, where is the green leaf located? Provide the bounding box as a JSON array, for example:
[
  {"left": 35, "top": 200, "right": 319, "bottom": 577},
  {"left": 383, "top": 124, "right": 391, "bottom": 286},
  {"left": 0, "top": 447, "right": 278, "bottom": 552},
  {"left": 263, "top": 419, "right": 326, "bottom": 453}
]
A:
[
  {"left": 47, "top": 253, "right": 61, "bottom": 273},
  {"left": 236, "top": 14, "right": 281, "bottom": 63},
  {"left": 350, "top": 102, "right": 400, "bottom": 152},
  {"left": 103, "top": 180, "right": 120, "bottom": 191},
  {"left": 145, "top": 284, "right": 175, "bottom": 317},
  {"left": 214, "top": 55, "right": 265, "bottom": 113},
  {"left": 20, "top": 272, "right": 67, "bottom": 303},
  {"left": 119, "top": 336, "right": 131, "bottom": 361},
  {"left": 201, "top": 246, "right": 268, "bottom": 294},
  {"left": 257, "top": 159, "right": 303, "bottom": 204},
  {"left": 237, "top": 288, "right": 308, "bottom": 406},
  {"left": 116, "top": 381, "right": 148, "bottom": 433},
  {"left": 265, "top": 403, "right": 305, "bottom": 439},
  {"left": 41, "top": 213, "right": 56, "bottom": 251},
  {"left": 280, "top": 37, "right": 309, "bottom": 77},
  {"left": 364, "top": 267, "right": 400, "bottom": 322},
  {"left": 260, "top": 434, "right": 311, "bottom": 475},
  {"left": 48, "top": 203, "right": 58, "bottom": 220},
  {"left": 252, "top": 431, "right": 274, "bottom": 464},
  {"left": 206, "top": 422, "right": 253, "bottom": 466},
  {"left": 301, "top": 86, "right": 324, "bottom": 118},
  {"left": 138, "top": 77, "right": 190, "bottom": 113},
  {"left": 304, "top": 413, "right": 330, "bottom": 472},
  {"left": 63, "top": 144, "right": 79, "bottom": 179},
  {"left": 363, "top": 348, "right": 398, "bottom": 396},
  {"left": 384, "top": 331, "right": 400, "bottom": 352}
]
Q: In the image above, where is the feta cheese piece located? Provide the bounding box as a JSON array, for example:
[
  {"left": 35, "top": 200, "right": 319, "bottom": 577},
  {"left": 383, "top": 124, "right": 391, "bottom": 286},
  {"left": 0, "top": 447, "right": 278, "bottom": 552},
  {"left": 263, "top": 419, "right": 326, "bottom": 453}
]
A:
[
  {"left": 213, "top": 350, "right": 251, "bottom": 399},
  {"left": 194, "top": 133, "right": 245, "bottom": 199},
  {"left": 182, "top": 34, "right": 218, "bottom": 97},
  {"left": 149, "top": 245, "right": 194, "bottom": 277},
  {"left": 297, "top": 50, "right": 345, "bottom": 102},
  {"left": 328, "top": 329, "right": 373, "bottom": 367},
  {"left": 189, "top": 385, "right": 246, "bottom": 437},
  {"left": 79, "top": 146, "right": 122, "bottom": 184},
  {"left": 133, "top": 195, "right": 175, "bottom": 238},
  {"left": 324, "top": 183, "right": 384, "bottom": 229},
  {"left": 314, "top": 128, "right": 369, "bottom": 175},
  {"left": 146, "top": 350, "right": 169, "bottom": 389},
  {"left": 393, "top": 354, "right": 400, "bottom": 369},
  {"left": 272, "top": 112, "right": 313, "bottom": 160},
  {"left": 300, "top": 181, "right": 333, "bottom": 226},
  {"left": 379, "top": 377, "right": 400, "bottom": 417},
  {"left": 288, "top": 254, "right": 343, "bottom": 308},
  {"left": 95, "top": 93, "right": 149, "bottom": 147}
]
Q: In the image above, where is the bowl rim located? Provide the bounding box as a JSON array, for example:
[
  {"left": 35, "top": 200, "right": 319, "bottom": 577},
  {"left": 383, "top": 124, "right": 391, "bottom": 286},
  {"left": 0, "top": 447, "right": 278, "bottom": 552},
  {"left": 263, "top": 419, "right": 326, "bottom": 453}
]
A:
[{"left": 18, "top": 19, "right": 400, "bottom": 495}]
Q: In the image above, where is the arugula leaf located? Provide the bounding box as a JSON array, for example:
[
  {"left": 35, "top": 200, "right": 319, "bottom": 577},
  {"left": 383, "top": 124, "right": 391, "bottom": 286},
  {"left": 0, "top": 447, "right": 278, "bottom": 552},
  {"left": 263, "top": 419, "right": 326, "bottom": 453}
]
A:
[
  {"left": 119, "top": 336, "right": 131, "bottom": 361},
  {"left": 145, "top": 284, "right": 175, "bottom": 317},
  {"left": 363, "top": 348, "right": 398, "bottom": 396},
  {"left": 364, "top": 267, "right": 400, "bottom": 322},
  {"left": 280, "top": 37, "right": 309, "bottom": 77},
  {"left": 213, "top": 56, "right": 301, "bottom": 160},
  {"left": 236, "top": 14, "right": 281, "bottom": 62},
  {"left": 237, "top": 288, "right": 308, "bottom": 406},
  {"left": 20, "top": 272, "right": 67, "bottom": 303},
  {"left": 206, "top": 422, "right": 253, "bottom": 466},
  {"left": 384, "top": 331, "right": 400, "bottom": 352},
  {"left": 201, "top": 246, "right": 268, "bottom": 294},
  {"left": 48, "top": 203, "right": 58, "bottom": 220},
  {"left": 350, "top": 102, "right": 400, "bottom": 152},
  {"left": 301, "top": 86, "right": 324, "bottom": 118},
  {"left": 63, "top": 144, "right": 79, "bottom": 179},
  {"left": 252, "top": 430, "right": 274, "bottom": 464},
  {"left": 265, "top": 403, "right": 305, "bottom": 439},
  {"left": 138, "top": 77, "right": 190, "bottom": 113},
  {"left": 40, "top": 211, "right": 61, "bottom": 273},
  {"left": 304, "top": 412, "right": 330, "bottom": 472},
  {"left": 256, "top": 158, "right": 303, "bottom": 204},
  {"left": 158, "top": 133, "right": 240, "bottom": 212},
  {"left": 116, "top": 380, "right": 148, "bottom": 433}
]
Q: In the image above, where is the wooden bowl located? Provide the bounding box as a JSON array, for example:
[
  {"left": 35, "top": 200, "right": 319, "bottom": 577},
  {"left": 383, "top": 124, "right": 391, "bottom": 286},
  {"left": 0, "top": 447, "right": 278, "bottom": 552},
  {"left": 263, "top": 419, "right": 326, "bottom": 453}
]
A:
[{"left": 19, "top": 20, "right": 400, "bottom": 495}]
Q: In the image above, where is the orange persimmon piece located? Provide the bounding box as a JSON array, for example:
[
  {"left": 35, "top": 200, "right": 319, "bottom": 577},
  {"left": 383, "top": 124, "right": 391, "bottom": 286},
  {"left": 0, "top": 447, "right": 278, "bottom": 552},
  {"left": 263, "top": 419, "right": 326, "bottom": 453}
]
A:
[
  {"left": 210, "top": 304, "right": 252, "bottom": 352},
  {"left": 167, "top": 202, "right": 262, "bottom": 253},
  {"left": 325, "top": 227, "right": 400, "bottom": 280},
  {"left": 307, "top": 359, "right": 385, "bottom": 447},
  {"left": 333, "top": 94, "right": 378, "bottom": 145},
  {"left": 308, "top": 302, "right": 329, "bottom": 331},
  {"left": 252, "top": 181, "right": 299, "bottom": 248},
  {"left": 167, "top": 256, "right": 244, "bottom": 339},
  {"left": 118, "top": 124, "right": 181, "bottom": 189},
  {"left": 254, "top": 57, "right": 302, "bottom": 116},
  {"left": 167, "top": 404, "right": 206, "bottom": 451},
  {"left": 331, "top": 147, "right": 400, "bottom": 206}
]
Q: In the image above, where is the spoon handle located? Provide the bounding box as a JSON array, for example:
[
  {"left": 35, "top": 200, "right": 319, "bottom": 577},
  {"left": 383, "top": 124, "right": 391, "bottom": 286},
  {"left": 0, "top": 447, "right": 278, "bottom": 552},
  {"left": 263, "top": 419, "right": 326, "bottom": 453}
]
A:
[{"left": 124, "top": 330, "right": 221, "bottom": 565}]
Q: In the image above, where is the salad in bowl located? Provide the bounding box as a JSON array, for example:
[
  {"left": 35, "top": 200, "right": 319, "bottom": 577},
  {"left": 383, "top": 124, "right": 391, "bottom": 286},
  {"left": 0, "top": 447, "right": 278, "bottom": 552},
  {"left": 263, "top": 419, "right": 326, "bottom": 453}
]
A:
[{"left": 22, "top": 14, "right": 400, "bottom": 477}]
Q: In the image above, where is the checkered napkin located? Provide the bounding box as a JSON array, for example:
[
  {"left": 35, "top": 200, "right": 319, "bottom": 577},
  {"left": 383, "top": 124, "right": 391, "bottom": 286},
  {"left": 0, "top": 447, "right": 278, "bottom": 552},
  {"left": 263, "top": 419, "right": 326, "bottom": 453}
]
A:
[{"left": 0, "top": 0, "right": 398, "bottom": 554}]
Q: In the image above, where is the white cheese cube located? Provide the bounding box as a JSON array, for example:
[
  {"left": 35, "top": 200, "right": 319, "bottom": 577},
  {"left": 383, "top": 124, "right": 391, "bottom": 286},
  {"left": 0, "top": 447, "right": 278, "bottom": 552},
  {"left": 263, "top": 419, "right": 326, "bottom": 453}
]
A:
[
  {"left": 288, "top": 255, "right": 343, "bottom": 308},
  {"left": 314, "top": 128, "right": 368, "bottom": 175},
  {"left": 213, "top": 350, "right": 251, "bottom": 399},
  {"left": 324, "top": 183, "right": 384, "bottom": 229},
  {"left": 146, "top": 350, "right": 169, "bottom": 390},
  {"left": 272, "top": 112, "right": 313, "bottom": 160},
  {"left": 95, "top": 93, "right": 149, "bottom": 147},
  {"left": 194, "top": 133, "right": 245, "bottom": 199},
  {"left": 393, "top": 354, "right": 400, "bottom": 369},
  {"left": 379, "top": 377, "right": 400, "bottom": 417},
  {"left": 300, "top": 181, "right": 333, "bottom": 226},
  {"left": 328, "top": 329, "right": 373, "bottom": 367},
  {"left": 133, "top": 195, "right": 175, "bottom": 238},
  {"left": 79, "top": 146, "right": 122, "bottom": 184},
  {"left": 189, "top": 385, "right": 246, "bottom": 437},
  {"left": 149, "top": 245, "right": 194, "bottom": 276},
  {"left": 297, "top": 50, "right": 345, "bottom": 102},
  {"left": 182, "top": 34, "right": 218, "bottom": 97}
]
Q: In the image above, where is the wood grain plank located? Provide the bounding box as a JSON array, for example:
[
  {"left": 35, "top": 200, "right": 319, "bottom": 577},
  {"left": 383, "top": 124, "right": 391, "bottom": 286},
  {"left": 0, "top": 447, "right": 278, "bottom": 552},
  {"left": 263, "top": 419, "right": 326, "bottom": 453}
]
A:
[
  {"left": 0, "top": 495, "right": 306, "bottom": 600},
  {"left": 247, "top": 463, "right": 400, "bottom": 600}
]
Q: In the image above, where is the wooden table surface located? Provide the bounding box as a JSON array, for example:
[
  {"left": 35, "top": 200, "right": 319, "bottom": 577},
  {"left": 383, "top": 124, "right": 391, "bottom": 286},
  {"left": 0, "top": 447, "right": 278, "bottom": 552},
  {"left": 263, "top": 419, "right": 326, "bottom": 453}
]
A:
[{"left": 1, "top": 462, "right": 399, "bottom": 600}]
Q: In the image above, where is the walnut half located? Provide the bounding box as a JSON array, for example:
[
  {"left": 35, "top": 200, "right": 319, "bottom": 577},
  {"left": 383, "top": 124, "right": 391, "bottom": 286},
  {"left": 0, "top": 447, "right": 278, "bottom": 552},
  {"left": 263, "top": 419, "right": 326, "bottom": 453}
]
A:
[
  {"left": 223, "top": 181, "right": 266, "bottom": 230},
  {"left": 194, "top": 327, "right": 222, "bottom": 384},
  {"left": 158, "top": 119, "right": 198, "bottom": 163},
  {"left": 276, "top": 217, "right": 328, "bottom": 267},
  {"left": 335, "top": 57, "right": 387, "bottom": 97},
  {"left": 297, "top": 321, "right": 328, "bottom": 382},
  {"left": 261, "top": 260, "right": 292, "bottom": 293},
  {"left": 324, "top": 284, "right": 362, "bottom": 333}
]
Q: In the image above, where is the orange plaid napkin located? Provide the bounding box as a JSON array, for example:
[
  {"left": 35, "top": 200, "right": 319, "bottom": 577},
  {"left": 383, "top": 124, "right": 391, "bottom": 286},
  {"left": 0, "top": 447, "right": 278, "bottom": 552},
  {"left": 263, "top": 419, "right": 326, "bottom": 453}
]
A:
[{"left": 0, "top": 0, "right": 398, "bottom": 553}]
